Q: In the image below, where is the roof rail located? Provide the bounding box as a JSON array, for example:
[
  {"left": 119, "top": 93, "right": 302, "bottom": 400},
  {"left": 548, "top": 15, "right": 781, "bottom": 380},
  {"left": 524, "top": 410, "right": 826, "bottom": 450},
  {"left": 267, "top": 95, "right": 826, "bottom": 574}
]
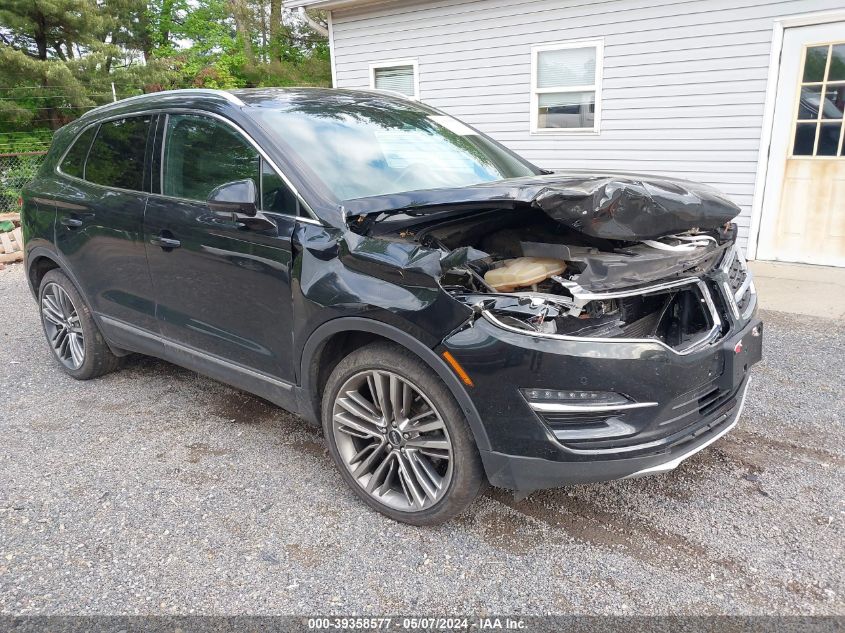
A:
[{"left": 79, "top": 88, "right": 245, "bottom": 119}]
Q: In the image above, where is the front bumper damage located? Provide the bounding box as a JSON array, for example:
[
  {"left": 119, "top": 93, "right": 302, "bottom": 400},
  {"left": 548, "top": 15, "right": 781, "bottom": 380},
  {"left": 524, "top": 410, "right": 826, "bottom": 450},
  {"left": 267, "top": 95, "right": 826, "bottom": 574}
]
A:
[{"left": 439, "top": 246, "right": 762, "bottom": 491}]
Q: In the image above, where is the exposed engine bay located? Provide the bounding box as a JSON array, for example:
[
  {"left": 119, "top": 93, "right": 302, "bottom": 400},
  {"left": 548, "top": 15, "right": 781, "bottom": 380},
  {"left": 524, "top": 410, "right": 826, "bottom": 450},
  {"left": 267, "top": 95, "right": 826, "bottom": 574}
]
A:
[
  {"left": 367, "top": 207, "right": 734, "bottom": 351},
  {"left": 345, "top": 171, "right": 743, "bottom": 351}
]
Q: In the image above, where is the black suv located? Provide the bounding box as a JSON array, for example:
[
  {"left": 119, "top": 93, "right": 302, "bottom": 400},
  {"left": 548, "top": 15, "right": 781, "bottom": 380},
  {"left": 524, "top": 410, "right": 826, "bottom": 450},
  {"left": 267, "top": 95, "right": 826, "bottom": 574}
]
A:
[{"left": 22, "top": 88, "right": 761, "bottom": 525}]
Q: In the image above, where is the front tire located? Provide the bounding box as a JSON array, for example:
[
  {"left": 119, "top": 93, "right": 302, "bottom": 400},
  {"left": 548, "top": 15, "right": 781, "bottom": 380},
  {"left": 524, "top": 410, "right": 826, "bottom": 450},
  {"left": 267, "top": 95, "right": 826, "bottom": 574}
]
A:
[
  {"left": 321, "top": 342, "right": 485, "bottom": 526},
  {"left": 38, "top": 269, "right": 121, "bottom": 380}
]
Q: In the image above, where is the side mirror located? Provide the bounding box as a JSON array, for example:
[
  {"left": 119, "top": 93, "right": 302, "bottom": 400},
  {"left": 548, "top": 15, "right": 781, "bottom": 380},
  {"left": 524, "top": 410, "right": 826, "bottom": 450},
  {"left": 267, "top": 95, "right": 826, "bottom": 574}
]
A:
[{"left": 207, "top": 179, "right": 258, "bottom": 217}]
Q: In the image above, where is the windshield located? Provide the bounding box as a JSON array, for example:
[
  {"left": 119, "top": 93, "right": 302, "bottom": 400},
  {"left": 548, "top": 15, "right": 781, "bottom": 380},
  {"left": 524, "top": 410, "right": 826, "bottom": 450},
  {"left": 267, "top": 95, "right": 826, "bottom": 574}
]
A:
[{"left": 252, "top": 97, "right": 539, "bottom": 201}]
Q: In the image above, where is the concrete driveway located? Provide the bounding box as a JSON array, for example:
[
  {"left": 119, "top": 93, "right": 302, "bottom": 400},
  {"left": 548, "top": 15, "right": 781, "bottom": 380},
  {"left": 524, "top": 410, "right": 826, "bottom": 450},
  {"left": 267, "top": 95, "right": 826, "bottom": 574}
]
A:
[{"left": 1, "top": 263, "right": 843, "bottom": 615}]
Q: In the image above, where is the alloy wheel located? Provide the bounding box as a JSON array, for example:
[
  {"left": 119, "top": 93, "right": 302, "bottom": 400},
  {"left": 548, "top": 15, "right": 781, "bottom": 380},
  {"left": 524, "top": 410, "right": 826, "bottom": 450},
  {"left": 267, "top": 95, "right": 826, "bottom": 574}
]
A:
[
  {"left": 41, "top": 283, "right": 85, "bottom": 370},
  {"left": 331, "top": 369, "right": 454, "bottom": 512}
]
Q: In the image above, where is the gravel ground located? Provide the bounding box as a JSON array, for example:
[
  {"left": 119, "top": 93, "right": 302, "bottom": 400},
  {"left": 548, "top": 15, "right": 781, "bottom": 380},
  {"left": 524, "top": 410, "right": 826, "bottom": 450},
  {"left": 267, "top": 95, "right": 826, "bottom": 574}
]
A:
[{"left": 0, "top": 262, "right": 843, "bottom": 616}]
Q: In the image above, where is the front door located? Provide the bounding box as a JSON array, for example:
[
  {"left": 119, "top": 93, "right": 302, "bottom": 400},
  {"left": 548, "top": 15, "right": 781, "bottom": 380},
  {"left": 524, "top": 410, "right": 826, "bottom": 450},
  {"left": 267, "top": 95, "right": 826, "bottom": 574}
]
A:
[
  {"left": 757, "top": 22, "right": 845, "bottom": 267},
  {"left": 144, "top": 112, "right": 299, "bottom": 382}
]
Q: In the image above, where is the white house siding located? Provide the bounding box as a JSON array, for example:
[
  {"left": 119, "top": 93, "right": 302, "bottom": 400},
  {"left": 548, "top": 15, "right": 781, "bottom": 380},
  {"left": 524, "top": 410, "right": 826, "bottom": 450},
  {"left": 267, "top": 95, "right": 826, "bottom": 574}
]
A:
[{"left": 327, "top": 0, "right": 844, "bottom": 252}]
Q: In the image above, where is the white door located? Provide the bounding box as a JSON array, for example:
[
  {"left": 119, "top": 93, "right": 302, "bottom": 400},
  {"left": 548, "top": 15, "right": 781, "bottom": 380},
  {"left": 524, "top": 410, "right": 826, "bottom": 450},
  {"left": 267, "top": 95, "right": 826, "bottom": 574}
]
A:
[{"left": 757, "top": 22, "right": 845, "bottom": 267}]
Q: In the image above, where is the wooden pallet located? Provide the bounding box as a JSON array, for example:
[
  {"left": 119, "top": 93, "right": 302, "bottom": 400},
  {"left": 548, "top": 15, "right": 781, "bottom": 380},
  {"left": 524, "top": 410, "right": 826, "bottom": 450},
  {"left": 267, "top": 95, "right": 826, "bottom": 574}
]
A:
[{"left": 0, "top": 226, "right": 23, "bottom": 264}]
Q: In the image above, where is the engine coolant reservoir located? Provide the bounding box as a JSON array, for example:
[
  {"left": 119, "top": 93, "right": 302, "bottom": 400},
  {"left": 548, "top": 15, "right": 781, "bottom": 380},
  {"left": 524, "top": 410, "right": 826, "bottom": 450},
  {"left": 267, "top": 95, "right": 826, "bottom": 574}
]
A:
[{"left": 483, "top": 257, "right": 566, "bottom": 292}]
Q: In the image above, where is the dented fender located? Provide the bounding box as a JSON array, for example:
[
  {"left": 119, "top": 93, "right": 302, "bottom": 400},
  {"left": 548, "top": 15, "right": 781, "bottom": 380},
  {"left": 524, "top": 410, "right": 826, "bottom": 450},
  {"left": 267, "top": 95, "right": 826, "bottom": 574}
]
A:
[{"left": 291, "top": 222, "right": 475, "bottom": 378}]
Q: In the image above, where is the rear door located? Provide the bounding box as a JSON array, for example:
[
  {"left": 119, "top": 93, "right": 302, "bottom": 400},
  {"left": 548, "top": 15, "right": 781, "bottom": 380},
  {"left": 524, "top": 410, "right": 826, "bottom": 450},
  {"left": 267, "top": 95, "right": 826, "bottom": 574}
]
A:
[
  {"left": 143, "top": 111, "right": 298, "bottom": 381},
  {"left": 54, "top": 115, "right": 159, "bottom": 336}
]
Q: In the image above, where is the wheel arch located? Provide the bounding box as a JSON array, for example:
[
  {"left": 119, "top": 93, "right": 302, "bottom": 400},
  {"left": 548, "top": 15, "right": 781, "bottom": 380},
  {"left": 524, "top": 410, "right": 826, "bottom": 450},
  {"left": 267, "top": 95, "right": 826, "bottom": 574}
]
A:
[
  {"left": 26, "top": 249, "right": 63, "bottom": 297},
  {"left": 26, "top": 247, "right": 94, "bottom": 307},
  {"left": 26, "top": 247, "right": 130, "bottom": 358},
  {"left": 299, "top": 317, "right": 491, "bottom": 452}
]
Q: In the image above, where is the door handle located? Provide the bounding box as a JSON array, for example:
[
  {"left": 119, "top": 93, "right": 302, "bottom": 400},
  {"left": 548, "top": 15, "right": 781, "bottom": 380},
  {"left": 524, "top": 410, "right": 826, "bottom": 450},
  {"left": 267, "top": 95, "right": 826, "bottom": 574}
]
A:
[
  {"left": 150, "top": 235, "right": 181, "bottom": 250},
  {"left": 60, "top": 217, "right": 83, "bottom": 228}
]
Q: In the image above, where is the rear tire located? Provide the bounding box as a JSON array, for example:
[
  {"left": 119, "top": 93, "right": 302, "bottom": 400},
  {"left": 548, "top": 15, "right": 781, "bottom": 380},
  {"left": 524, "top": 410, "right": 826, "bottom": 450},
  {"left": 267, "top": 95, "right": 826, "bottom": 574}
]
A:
[
  {"left": 38, "top": 269, "right": 121, "bottom": 380},
  {"left": 321, "top": 342, "right": 485, "bottom": 526}
]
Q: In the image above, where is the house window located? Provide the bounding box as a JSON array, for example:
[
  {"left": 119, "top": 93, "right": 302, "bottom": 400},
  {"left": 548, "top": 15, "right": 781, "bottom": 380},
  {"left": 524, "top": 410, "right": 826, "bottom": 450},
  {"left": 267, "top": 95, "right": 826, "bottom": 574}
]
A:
[
  {"left": 531, "top": 40, "right": 603, "bottom": 133},
  {"left": 370, "top": 59, "right": 419, "bottom": 99},
  {"left": 792, "top": 42, "right": 845, "bottom": 156}
]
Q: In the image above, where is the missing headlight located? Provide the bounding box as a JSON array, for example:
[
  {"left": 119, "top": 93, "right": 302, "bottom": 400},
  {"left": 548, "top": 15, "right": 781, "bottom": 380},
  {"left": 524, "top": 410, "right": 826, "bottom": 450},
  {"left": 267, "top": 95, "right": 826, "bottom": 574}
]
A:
[{"left": 465, "top": 280, "right": 720, "bottom": 352}]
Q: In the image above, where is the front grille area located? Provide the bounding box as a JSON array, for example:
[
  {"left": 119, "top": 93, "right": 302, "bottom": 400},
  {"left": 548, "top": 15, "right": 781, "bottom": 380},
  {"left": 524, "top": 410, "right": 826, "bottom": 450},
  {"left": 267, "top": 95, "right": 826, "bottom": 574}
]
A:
[
  {"left": 698, "top": 381, "right": 744, "bottom": 418},
  {"left": 736, "top": 286, "right": 754, "bottom": 315},
  {"left": 726, "top": 253, "right": 746, "bottom": 290},
  {"left": 720, "top": 245, "right": 756, "bottom": 320}
]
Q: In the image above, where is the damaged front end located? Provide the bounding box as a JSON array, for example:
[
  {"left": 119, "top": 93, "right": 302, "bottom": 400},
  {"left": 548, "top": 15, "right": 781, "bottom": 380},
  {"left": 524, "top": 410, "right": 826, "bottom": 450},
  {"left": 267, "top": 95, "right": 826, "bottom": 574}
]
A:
[
  {"left": 440, "top": 229, "right": 733, "bottom": 355},
  {"left": 344, "top": 172, "right": 754, "bottom": 355},
  {"left": 321, "top": 170, "right": 763, "bottom": 490}
]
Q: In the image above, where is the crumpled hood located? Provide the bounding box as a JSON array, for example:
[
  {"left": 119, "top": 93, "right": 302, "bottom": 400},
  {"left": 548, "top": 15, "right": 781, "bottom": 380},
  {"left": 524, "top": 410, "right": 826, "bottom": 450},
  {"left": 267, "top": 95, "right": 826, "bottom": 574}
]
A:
[{"left": 341, "top": 171, "right": 741, "bottom": 241}]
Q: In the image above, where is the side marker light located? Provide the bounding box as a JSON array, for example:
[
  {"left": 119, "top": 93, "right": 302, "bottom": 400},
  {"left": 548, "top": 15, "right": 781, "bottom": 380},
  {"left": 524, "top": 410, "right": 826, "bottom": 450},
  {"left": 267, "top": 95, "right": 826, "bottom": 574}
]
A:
[{"left": 442, "top": 351, "right": 474, "bottom": 387}]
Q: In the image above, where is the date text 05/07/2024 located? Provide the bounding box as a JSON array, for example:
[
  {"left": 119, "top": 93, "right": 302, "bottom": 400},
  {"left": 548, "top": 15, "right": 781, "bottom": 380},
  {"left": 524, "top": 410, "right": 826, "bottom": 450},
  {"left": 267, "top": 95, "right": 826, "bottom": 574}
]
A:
[{"left": 307, "top": 617, "right": 527, "bottom": 630}]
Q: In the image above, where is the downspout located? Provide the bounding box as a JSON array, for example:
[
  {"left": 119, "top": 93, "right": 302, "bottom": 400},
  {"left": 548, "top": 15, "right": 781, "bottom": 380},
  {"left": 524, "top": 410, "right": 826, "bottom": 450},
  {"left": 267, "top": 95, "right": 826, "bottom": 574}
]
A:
[
  {"left": 326, "top": 10, "right": 337, "bottom": 88},
  {"left": 299, "top": 6, "right": 330, "bottom": 36}
]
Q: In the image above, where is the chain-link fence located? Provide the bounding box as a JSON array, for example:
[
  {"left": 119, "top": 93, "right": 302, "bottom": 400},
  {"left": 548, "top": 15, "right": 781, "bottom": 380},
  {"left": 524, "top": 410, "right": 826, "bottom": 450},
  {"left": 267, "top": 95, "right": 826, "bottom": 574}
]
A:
[{"left": 0, "top": 151, "right": 48, "bottom": 213}]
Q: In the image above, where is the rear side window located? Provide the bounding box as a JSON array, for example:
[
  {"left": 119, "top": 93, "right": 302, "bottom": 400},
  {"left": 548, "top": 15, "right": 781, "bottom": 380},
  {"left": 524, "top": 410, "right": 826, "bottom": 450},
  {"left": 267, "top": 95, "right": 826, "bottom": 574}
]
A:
[
  {"left": 86, "top": 116, "right": 152, "bottom": 191},
  {"left": 60, "top": 126, "right": 96, "bottom": 179},
  {"left": 163, "top": 114, "right": 259, "bottom": 201}
]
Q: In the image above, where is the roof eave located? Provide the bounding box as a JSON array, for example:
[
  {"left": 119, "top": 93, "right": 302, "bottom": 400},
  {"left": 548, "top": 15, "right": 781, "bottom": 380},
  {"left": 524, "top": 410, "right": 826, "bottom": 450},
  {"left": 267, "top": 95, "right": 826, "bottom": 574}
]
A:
[{"left": 283, "top": 0, "right": 389, "bottom": 10}]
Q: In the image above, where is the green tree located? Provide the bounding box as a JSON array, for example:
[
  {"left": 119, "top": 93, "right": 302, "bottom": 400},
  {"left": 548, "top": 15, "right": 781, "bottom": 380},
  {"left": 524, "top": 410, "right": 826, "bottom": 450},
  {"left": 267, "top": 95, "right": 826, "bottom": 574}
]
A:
[
  {"left": 0, "top": 0, "right": 331, "bottom": 136},
  {"left": 1, "top": 0, "right": 102, "bottom": 128},
  {"left": 0, "top": 0, "right": 172, "bottom": 131}
]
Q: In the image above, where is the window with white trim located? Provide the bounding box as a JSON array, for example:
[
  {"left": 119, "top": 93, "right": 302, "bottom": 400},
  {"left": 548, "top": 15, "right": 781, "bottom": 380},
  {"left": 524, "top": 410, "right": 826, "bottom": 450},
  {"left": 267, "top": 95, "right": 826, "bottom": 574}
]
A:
[
  {"left": 370, "top": 59, "right": 419, "bottom": 99},
  {"left": 792, "top": 42, "right": 845, "bottom": 156},
  {"left": 531, "top": 40, "right": 603, "bottom": 133}
]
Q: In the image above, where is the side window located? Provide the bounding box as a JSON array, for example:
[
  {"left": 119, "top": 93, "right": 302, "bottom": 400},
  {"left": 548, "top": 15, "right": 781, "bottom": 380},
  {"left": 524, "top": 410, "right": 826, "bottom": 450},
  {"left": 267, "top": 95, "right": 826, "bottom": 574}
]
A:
[
  {"left": 60, "top": 126, "right": 97, "bottom": 179},
  {"left": 163, "top": 114, "right": 259, "bottom": 201},
  {"left": 261, "top": 159, "right": 299, "bottom": 215},
  {"left": 85, "top": 116, "right": 152, "bottom": 190}
]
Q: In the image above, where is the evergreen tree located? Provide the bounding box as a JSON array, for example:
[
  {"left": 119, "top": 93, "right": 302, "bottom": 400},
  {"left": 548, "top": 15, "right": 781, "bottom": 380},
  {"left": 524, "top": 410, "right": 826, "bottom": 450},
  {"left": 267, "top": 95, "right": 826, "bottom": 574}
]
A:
[{"left": 0, "top": 0, "right": 331, "bottom": 135}]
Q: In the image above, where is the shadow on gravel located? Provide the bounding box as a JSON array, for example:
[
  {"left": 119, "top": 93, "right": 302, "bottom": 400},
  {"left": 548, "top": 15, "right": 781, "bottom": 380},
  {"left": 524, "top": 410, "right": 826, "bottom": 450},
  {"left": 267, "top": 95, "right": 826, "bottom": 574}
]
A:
[{"left": 464, "top": 482, "right": 787, "bottom": 609}]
